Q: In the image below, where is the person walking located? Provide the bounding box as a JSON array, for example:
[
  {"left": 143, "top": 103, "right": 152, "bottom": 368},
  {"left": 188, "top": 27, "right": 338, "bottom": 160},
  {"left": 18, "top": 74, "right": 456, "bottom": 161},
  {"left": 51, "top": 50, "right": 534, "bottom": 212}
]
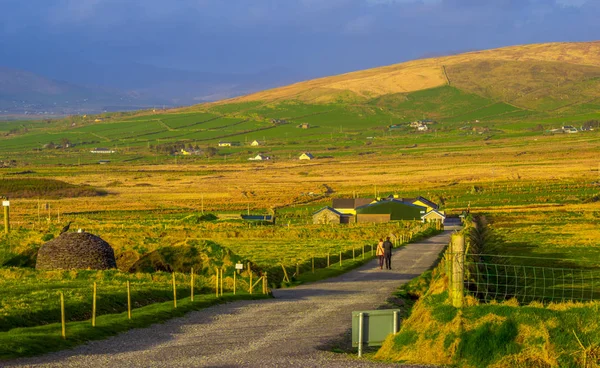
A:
[
  {"left": 383, "top": 237, "right": 393, "bottom": 270},
  {"left": 376, "top": 238, "right": 385, "bottom": 269}
]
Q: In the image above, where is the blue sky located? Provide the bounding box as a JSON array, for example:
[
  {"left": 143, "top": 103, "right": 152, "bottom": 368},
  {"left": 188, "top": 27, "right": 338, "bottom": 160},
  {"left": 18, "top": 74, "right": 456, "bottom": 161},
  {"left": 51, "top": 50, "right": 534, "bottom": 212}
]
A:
[{"left": 1, "top": 0, "right": 598, "bottom": 81}]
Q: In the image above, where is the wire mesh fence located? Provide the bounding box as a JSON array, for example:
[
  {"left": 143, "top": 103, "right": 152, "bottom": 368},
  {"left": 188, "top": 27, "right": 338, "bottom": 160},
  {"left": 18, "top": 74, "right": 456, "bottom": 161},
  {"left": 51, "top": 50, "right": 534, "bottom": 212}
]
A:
[{"left": 462, "top": 255, "right": 600, "bottom": 304}]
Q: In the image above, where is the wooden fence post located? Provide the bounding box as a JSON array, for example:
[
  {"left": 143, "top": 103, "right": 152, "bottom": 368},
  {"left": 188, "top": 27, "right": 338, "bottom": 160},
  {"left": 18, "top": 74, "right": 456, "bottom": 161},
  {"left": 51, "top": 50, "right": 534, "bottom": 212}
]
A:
[
  {"left": 60, "top": 292, "right": 66, "bottom": 339},
  {"left": 362, "top": 246, "right": 364, "bottom": 260},
  {"left": 215, "top": 268, "right": 219, "bottom": 298},
  {"left": 249, "top": 272, "right": 253, "bottom": 294},
  {"left": 451, "top": 234, "right": 465, "bottom": 308},
  {"left": 312, "top": 256, "right": 315, "bottom": 274},
  {"left": 92, "top": 282, "right": 97, "bottom": 327},
  {"left": 339, "top": 251, "right": 342, "bottom": 267},
  {"left": 127, "top": 281, "right": 131, "bottom": 319},
  {"left": 191, "top": 267, "right": 194, "bottom": 302},
  {"left": 220, "top": 268, "right": 224, "bottom": 296},
  {"left": 233, "top": 271, "right": 237, "bottom": 295},
  {"left": 172, "top": 273, "right": 177, "bottom": 308},
  {"left": 327, "top": 252, "right": 330, "bottom": 267}
]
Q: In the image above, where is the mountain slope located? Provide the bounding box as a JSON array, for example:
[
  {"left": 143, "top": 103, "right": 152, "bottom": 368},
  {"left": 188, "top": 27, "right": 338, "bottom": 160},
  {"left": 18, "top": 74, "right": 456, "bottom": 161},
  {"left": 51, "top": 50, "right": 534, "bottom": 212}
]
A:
[
  {"left": 0, "top": 66, "right": 166, "bottom": 115},
  {"left": 218, "top": 41, "right": 600, "bottom": 107}
]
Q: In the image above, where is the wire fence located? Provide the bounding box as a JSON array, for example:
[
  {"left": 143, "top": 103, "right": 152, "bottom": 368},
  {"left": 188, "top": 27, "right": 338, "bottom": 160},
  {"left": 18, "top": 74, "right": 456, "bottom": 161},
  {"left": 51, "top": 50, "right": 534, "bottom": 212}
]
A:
[{"left": 463, "top": 257, "right": 600, "bottom": 304}]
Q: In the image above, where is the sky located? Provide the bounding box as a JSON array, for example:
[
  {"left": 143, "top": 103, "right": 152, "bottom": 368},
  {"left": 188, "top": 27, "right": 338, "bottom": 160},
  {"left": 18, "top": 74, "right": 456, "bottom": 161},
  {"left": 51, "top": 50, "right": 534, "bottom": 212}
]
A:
[{"left": 1, "top": 0, "right": 599, "bottom": 84}]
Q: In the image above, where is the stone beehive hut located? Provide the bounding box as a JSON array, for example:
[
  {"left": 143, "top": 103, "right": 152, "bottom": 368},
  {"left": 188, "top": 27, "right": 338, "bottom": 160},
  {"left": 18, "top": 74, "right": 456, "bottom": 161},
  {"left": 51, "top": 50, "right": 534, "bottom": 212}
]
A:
[{"left": 36, "top": 232, "right": 117, "bottom": 270}]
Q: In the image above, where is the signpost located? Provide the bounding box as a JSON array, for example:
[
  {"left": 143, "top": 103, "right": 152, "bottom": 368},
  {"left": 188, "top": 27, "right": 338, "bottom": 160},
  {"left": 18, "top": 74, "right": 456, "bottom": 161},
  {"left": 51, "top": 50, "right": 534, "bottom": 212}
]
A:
[{"left": 2, "top": 198, "right": 9, "bottom": 234}]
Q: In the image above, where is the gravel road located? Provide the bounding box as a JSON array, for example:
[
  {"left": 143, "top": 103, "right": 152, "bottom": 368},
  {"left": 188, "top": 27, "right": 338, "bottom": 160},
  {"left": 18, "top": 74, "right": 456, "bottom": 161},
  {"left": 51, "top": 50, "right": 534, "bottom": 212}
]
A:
[{"left": 4, "top": 228, "right": 455, "bottom": 368}]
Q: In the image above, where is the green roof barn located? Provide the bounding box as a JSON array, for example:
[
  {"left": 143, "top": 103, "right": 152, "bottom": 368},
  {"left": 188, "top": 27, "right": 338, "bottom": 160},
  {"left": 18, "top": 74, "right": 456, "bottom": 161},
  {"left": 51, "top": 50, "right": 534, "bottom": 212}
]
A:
[{"left": 355, "top": 199, "right": 426, "bottom": 222}]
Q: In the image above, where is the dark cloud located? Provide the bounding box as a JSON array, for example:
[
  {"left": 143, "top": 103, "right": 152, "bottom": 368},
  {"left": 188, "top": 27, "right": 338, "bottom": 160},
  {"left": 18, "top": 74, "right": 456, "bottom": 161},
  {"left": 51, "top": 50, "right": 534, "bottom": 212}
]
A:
[{"left": 0, "top": 0, "right": 597, "bottom": 83}]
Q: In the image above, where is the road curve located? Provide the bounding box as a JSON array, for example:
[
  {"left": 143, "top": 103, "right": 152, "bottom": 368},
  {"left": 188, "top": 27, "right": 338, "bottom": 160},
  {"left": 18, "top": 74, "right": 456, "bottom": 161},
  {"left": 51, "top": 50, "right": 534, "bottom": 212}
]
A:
[{"left": 5, "top": 229, "right": 455, "bottom": 368}]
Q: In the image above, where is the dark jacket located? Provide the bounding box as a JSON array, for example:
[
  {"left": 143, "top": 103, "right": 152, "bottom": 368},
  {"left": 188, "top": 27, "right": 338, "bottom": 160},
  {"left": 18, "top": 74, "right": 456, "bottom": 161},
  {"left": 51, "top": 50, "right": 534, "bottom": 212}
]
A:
[{"left": 383, "top": 240, "right": 393, "bottom": 255}]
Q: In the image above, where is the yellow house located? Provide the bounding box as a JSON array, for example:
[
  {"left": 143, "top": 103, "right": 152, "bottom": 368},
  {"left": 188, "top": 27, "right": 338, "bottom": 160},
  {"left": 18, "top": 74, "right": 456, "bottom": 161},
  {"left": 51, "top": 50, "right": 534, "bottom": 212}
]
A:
[
  {"left": 399, "top": 196, "right": 439, "bottom": 213},
  {"left": 299, "top": 152, "right": 314, "bottom": 160}
]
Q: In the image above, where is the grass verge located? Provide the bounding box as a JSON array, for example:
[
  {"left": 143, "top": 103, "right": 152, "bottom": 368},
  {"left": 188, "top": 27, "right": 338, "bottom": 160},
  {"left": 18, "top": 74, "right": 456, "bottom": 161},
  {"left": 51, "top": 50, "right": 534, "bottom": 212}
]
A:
[{"left": 0, "top": 293, "right": 269, "bottom": 361}]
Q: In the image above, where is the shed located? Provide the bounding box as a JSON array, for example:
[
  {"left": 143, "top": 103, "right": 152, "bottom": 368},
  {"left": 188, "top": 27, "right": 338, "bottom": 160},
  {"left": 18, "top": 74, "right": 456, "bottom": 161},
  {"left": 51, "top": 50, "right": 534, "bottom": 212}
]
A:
[
  {"left": 36, "top": 232, "right": 116, "bottom": 270},
  {"left": 355, "top": 199, "right": 426, "bottom": 222},
  {"left": 312, "top": 207, "right": 352, "bottom": 224}
]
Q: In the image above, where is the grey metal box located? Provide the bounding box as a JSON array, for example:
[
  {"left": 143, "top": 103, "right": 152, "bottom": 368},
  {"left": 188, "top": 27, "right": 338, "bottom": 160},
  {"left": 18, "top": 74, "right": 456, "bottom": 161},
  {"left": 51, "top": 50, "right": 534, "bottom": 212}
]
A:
[{"left": 352, "top": 309, "right": 400, "bottom": 347}]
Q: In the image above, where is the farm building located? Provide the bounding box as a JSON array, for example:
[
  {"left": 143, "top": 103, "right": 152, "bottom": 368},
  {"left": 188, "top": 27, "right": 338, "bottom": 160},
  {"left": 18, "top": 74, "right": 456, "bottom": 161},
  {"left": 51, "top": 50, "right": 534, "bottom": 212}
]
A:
[
  {"left": 386, "top": 195, "right": 438, "bottom": 213},
  {"left": 404, "top": 196, "right": 439, "bottom": 213},
  {"left": 299, "top": 152, "right": 314, "bottom": 160},
  {"left": 250, "top": 140, "right": 261, "bottom": 146},
  {"left": 218, "top": 141, "right": 240, "bottom": 147},
  {"left": 248, "top": 154, "right": 270, "bottom": 161},
  {"left": 421, "top": 209, "right": 446, "bottom": 223},
  {"left": 90, "top": 148, "right": 115, "bottom": 154},
  {"left": 332, "top": 198, "right": 374, "bottom": 215},
  {"left": 355, "top": 199, "right": 426, "bottom": 223},
  {"left": 312, "top": 207, "right": 353, "bottom": 224},
  {"left": 181, "top": 148, "right": 201, "bottom": 155}
]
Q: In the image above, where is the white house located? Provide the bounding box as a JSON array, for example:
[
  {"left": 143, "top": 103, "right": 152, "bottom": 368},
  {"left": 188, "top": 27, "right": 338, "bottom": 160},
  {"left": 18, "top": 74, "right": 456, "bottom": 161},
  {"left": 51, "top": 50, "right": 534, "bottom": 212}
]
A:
[
  {"left": 90, "top": 148, "right": 115, "bottom": 154},
  {"left": 248, "top": 154, "right": 270, "bottom": 161}
]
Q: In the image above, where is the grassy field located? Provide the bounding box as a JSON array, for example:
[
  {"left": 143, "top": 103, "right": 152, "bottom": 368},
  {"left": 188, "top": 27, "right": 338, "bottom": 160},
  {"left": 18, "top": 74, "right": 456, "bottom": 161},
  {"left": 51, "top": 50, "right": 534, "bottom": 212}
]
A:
[{"left": 1, "top": 41, "right": 600, "bottom": 365}]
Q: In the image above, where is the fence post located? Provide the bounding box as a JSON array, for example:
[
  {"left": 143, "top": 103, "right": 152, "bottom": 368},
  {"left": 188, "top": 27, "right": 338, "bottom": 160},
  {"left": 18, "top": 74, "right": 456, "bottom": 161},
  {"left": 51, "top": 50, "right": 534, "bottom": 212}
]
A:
[
  {"left": 353, "top": 247, "right": 355, "bottom": 260},
  {"left": 233, "top": 270, "right": 237, "bottom": 295},
  {"left": 215, "top": 268, "right": 219, "bottom": 298},
  {"left": 127, "top": 281, "right": 132, "bottom": 319},
  {"left": 249, "top": 272, "right": 253, "bottom": 294},
  {"left": 172, "top": 273, "right": 177, "bottom": 308},
  {"left": 327, "top": 252, "right": 330, "bottom": 267},
  {"left": 191, "top": 267, "right": 194, "bottom": 302},
  {"left": 220, "top": 268, "right": 224, "bottom": 296},
  {"left": 451, "top": 234, "right": 465, "bottom": 308},
  {"left": 312, "top": 256, "right": 315, "bottom": 274},
  {"left": 60, "top": 292, "right": 66, "bottom": 339},
  {"left": 262, "top": 272, "right": 267, "bottom": 294},
  {"left": 362, "top": 245, "right": 364, "bottom": 259},
  {"left": 92, "top": 282, "right": 97, "bottom": 327},
  {"left": 339, "top": 251, "right": 342, "bottom": 267},
  {"left": 3, "top": 200, "right": 9, "bottom": 234},
  {"left": 371, "top": 244, "right": 373, "bottom": 256}
]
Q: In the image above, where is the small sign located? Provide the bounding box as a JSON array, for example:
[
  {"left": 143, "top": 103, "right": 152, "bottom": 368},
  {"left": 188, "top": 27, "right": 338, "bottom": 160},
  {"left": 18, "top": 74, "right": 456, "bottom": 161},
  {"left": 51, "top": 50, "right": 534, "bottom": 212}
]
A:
[
  {"left": 235, "top": 263, "right": 244, "bottom": 270},
  {"left": 2, "top": 201, "right": 9, "bottom": 207}
]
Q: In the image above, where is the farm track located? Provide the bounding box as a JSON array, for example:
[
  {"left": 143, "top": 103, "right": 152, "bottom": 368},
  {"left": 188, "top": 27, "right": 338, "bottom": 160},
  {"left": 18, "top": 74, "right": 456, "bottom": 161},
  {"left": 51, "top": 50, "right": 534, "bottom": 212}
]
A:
[{"left": 5, "top": 228, "right": 456, "bottom": 368}]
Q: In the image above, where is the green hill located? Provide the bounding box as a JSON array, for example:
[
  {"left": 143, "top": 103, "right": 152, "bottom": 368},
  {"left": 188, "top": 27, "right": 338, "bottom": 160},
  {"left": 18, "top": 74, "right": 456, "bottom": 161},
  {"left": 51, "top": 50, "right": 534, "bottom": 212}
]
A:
[{"left": 1, "top": 41, "right": 600, "bottom": 164}]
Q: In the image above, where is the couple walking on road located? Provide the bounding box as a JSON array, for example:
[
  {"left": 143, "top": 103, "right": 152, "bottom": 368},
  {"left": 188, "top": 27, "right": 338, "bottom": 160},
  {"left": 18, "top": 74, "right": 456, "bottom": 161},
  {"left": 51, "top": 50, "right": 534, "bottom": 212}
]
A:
[{"left": 376, "top": 237, "right": 393, "bottom": 270}]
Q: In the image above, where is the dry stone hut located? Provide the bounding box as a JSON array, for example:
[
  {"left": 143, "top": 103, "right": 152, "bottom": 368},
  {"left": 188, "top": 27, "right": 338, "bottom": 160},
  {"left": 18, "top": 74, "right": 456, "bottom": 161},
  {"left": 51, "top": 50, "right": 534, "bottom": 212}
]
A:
[{"left": 36, "top": 232, "right": 117, "bottom": 270}]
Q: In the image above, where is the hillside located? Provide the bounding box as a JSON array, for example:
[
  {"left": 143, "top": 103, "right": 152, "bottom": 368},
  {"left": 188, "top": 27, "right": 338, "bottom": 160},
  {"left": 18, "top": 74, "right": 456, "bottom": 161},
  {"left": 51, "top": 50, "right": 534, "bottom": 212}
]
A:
[
  {"left": 215, "top": 41, "right": 600, "bottom": 110},
  {"left": 1, "top": 41, "right": 600, "bottom": 165}
]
